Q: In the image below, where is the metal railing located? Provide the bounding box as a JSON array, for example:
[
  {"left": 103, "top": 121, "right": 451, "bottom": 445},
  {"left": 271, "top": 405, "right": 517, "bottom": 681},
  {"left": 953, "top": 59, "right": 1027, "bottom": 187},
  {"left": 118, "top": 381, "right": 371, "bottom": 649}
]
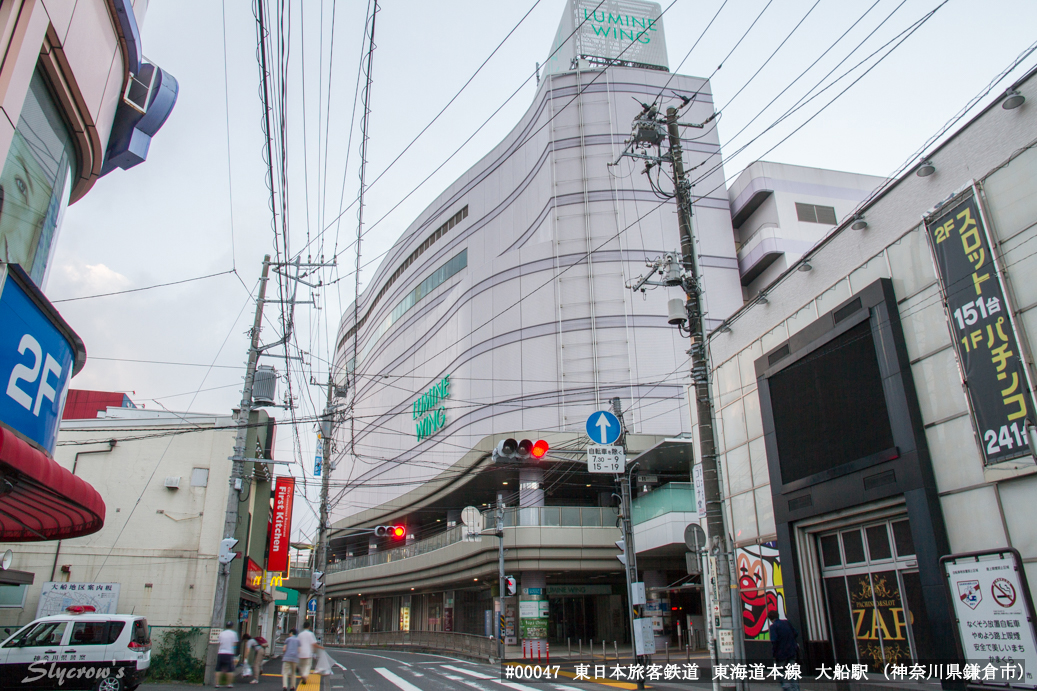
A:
[
  {"left": 288, "top": 567, "right": 311, "bottom": 579},
  {"left": 335, "top": 630, "right": 497, "bottom": 659},
  {"left": 328, "top": 506, "right": 618, "bottom": 574}
]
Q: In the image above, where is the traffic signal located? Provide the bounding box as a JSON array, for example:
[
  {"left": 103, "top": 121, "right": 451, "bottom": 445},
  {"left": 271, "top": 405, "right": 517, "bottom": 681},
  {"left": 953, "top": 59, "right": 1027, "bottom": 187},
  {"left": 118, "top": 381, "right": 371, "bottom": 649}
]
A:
[
  {"left": 311, "top": 570, "right": 324, "bottom": 590},
  {"left": 218, "top": 537, "right": 239, "bottom": 564},
  {"left": 615, "top": 538, "right": 628, "bottom": 566},
  {"left": 505, "top": 576, "right": 517, "bottom": 596},
  {"left": 493, "top": 438, "right": 549, "bottom": 463},
  {"left": 374, "top": 525, "right": 407, "bottom": 540}
]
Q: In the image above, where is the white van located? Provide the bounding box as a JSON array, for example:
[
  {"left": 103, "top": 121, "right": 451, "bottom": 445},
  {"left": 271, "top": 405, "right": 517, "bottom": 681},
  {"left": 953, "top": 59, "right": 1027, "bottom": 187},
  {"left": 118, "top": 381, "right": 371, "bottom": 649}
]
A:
[{"left": 0, "top": 608, "right": 150, "bottom": 691}]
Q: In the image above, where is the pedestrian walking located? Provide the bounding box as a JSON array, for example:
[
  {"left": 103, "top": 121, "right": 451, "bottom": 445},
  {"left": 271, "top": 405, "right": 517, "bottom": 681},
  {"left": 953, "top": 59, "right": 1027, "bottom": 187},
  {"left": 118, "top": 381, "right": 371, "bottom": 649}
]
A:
[
  {"left": 281, "top": 629, "right": 300, "bottom": 691},
  {"left": 216, "top": 622, "right": 239, "bottom": 688},
  {"left": 296, "top": 621, "right": 321, "bottom": 682},
  {"left": 768, "top": 610, "right": 800, "bottom": 691}
]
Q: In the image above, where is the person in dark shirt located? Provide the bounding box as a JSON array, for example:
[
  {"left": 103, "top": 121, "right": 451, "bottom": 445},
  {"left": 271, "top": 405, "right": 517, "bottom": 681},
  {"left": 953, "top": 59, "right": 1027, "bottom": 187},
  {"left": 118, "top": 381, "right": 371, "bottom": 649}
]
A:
[{"left": 768, "top": 610, "right": 800, "bottom": 691}]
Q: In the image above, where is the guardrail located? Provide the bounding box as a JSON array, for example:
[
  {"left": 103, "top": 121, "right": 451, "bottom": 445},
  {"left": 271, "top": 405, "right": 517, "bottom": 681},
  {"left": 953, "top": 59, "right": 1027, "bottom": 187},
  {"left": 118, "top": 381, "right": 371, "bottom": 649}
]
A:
[
  {"left": 328, "top": 506, "right": 619, "bottom": 574},
  {"left": 336, "top": 630, "right": 497, "bottom": 659}
]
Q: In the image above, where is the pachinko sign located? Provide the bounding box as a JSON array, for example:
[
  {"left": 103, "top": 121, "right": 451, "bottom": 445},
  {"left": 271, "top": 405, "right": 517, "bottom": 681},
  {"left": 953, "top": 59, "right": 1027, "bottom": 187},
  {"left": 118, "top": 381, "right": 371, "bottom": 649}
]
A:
[
  {"left": 414, "top": 375, "right": 450, "bottom": 441},
  {"left": 267, "top": 476, "right": 295, "bottom": 572}
]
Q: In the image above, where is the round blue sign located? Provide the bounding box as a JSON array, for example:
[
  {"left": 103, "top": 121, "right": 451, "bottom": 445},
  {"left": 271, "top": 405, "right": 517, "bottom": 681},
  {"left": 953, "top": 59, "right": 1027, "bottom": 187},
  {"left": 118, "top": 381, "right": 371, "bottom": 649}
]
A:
[
  {"left": 586, "top": 410, "right": 621, "bottom": 445},
  {"left": 308, "top": 598, "right": 317, "bottom": 612}
]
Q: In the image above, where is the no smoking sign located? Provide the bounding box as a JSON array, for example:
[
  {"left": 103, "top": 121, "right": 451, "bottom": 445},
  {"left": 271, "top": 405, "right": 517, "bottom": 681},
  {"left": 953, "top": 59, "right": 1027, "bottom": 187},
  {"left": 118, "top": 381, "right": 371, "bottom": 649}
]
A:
[{"left": 992, "top": 577, "right": 1016, "bottom": 608}]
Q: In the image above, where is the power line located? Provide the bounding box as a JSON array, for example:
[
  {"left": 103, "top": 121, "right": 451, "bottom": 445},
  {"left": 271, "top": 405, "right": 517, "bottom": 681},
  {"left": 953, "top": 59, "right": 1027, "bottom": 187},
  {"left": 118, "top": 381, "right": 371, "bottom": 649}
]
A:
[{"left": 51, "top": 270, "right": 235, "bottom": 303}]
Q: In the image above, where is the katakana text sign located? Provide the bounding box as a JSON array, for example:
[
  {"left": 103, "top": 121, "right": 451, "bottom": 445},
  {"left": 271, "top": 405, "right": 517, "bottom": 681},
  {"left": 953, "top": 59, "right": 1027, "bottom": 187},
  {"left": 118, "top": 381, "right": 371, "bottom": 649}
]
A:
[{"left": 925, "top": 193, "right": 1035, "bottom": 465}]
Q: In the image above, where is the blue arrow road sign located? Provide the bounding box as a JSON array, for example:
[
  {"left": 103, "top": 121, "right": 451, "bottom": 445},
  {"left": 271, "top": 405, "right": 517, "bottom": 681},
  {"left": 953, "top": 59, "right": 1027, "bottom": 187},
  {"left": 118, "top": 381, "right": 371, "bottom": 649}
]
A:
[
  {"left": 586, "top": 410, "right": 621, "bottom": 445},
  {"left": 308, "top": 598, "right": 317, "bottom": 612}
]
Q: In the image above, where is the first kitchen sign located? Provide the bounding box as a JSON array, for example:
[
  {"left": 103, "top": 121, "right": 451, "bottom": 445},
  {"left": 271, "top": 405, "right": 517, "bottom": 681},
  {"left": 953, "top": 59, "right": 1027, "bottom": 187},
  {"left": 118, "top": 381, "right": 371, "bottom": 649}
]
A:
[{"left": 0, "top": 264, "right": 85, "bottom": 453}]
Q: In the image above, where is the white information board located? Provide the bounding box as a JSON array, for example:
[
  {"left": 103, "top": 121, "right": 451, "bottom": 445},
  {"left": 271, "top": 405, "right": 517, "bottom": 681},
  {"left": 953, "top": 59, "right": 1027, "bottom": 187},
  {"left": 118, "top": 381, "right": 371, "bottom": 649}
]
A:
[
  {"left": 944, "top": 550, "right": 1037, "bottom": 687},
  {"left": 587, "top": 445, "right": 624, "bottom": 473},
  {"left": 36, "top": 582, "right": 120, "bottom": 618}
]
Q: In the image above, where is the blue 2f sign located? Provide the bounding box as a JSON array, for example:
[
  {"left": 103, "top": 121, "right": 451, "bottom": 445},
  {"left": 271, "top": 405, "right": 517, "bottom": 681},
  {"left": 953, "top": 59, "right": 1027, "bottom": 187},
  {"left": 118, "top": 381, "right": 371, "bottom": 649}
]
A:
[{"left": 0, "top": 267, "right": 78, "bottom": 453}]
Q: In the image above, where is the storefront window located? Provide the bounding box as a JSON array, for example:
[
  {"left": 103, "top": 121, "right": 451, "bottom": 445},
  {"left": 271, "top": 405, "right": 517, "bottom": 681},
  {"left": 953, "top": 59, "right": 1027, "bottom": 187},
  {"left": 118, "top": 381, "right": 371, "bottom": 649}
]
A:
[
  {"left": 0, "top": 67, "right": 77, "bottom": 287},
  {"left": 818, "top": 519, "right": 930, "bottom": 665}
]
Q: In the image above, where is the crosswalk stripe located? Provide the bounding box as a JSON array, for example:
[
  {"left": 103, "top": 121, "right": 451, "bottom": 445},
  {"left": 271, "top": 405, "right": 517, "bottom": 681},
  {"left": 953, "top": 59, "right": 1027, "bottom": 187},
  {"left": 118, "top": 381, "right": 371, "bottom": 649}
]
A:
[
  {"left": 496, "top": 681, "right": 542, "bottom": 691},
  {"left": 442, "top": 665, "right": 495, "bottom": 679},
  {"left": 375, "top": 667, "right": 424, "bottom": 691}
]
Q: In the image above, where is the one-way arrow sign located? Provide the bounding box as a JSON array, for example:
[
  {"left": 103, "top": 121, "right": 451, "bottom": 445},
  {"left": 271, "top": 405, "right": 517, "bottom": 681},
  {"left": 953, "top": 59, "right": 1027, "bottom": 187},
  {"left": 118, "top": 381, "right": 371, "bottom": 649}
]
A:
[{"left": 586, "top": 410, "right": 621, "bottom": 445}]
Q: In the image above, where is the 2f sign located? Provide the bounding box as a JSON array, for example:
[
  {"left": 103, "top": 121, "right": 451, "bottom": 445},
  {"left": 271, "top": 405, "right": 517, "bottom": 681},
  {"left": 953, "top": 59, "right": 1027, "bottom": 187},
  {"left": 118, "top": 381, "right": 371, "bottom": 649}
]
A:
[{"left": 6, "top": 334, "right": 64, "bottom": 418}]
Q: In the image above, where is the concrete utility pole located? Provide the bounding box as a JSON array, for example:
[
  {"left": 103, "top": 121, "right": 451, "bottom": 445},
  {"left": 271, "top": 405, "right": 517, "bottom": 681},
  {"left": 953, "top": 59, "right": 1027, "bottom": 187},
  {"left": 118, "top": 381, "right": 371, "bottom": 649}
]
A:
[
  {"left": 496, "top": 492, "right": 505, "bottom": 663},
  {"left": 663, "top": 105, "right": 739, "bottom": 677},
  {"left": 206, "top": 254, "right": 271, "bottom": 682},
  {"left": 612, "top": 398, "right": 645, "bottom": 689},
  {"left": 312, "top": 375, "right": 336, "bottom": 643}
]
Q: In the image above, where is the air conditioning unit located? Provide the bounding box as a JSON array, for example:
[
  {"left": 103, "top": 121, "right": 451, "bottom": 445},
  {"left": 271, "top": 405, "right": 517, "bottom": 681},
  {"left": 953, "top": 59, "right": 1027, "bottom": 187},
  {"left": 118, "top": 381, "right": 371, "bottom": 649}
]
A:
[
  {"left": 253, "top": 366, "right": 278, "bottom": 406},
  {"left": 164, "top": 476, "right": 181, "bottom": 489}
]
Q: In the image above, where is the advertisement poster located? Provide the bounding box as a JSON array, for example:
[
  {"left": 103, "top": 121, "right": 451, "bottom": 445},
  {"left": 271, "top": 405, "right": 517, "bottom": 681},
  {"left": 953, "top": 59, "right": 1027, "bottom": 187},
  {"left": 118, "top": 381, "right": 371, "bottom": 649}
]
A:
[
  {"left": 846, "top": 571, "right": 910, "bottom": 666},
  {"left": 36, "top": 582, "right": 120, "bottom": 618},
  {"left": 737, "top": 542, "right": 784, "bottom": 641},
  {"left": 924, "top": 192, "right": 1035, "bottom": 465},
  {"left": 267, "top": 476, "right": 295, "bottom": 572},
  {"left": 943, "top": 550, "right": 1037, "bottom": 687},
  {"left": 519, "top": 600, "right": 549, "bottom": 639}
]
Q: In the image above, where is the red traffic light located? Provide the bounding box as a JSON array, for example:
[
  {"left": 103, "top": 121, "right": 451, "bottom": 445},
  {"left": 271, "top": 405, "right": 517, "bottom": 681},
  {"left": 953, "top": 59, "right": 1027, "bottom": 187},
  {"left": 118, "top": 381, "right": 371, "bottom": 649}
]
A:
[
  {"left": 530, "top": 439, "right": 549, "bottom": 459},
  {"left": 374, "top": 525, "right": 407, "bottom": 539}
]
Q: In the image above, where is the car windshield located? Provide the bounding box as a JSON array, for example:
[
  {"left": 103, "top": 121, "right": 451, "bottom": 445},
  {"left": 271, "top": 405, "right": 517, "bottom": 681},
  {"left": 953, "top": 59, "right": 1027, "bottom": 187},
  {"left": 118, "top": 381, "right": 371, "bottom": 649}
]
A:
[{"left": 4, "top": 621, "right": 68, "bottom": 647}]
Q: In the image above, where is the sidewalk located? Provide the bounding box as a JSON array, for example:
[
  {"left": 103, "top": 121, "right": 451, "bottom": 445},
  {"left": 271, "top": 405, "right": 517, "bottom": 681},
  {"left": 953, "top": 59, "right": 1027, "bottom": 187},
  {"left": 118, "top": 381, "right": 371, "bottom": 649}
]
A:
[{"left": 141, "top": 667, "right": 325, "bottom": 691}]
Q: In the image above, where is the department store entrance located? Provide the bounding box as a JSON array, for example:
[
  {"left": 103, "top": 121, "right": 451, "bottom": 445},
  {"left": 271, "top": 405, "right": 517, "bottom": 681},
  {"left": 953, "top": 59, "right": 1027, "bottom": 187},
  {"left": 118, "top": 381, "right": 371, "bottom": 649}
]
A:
[{"left": 549, "top": 596, "right": 597, "bottom": 643}]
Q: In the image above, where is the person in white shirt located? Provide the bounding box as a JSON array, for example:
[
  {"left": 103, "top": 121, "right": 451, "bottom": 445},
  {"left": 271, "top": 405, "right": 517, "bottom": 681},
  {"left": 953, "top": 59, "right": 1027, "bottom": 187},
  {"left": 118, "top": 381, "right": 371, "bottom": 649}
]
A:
[
  {"left": 296, "top": 621, "right": 320, "bottom": 681},
  {"left": 216, "top": 622, "right": 239, "bottom": 688}
]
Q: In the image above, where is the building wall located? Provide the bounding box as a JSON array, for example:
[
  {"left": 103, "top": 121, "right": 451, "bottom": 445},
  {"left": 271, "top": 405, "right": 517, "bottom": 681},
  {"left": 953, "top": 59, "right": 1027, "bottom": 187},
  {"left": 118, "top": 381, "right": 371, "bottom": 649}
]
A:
[
  {"left": 332, "top": 66, "right": 743, "bottom": 523},
  {"left": 0, "top": 409, "right": 239, "bottom": 628},
  {"left": 705, "top": 73, "right": 1037, "bottom": 654},
  {"left": 728, "top": 161, "right": 886, "bottom": 299}
]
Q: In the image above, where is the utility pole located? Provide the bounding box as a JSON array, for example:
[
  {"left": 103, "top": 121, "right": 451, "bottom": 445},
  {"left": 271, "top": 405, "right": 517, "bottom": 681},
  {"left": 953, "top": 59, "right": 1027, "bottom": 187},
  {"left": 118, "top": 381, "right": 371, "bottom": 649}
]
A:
[
  {"left": 312, "top": 375, "right": 336, "bottom": 644},
  {"left": 612, "top": 398, "right": 645, "bottom": 689},
  {"left": 612, "top": 100, "right": 736, "bottom": 682},
  {"left": 206, "top": 254, "right": 271, "bottom": 683},
  {"left": 496, "top": 492, "right": 505, "bottom": 663},
  {"left": 663, "top": 104, "right": 739, "bottom": 681}
]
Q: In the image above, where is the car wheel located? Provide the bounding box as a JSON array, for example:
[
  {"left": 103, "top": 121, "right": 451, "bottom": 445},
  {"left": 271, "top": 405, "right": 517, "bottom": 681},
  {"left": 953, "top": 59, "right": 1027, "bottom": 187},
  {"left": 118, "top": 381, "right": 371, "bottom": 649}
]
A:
[{"left": 96, "top": 675, "right": 124, "bottom": 691}]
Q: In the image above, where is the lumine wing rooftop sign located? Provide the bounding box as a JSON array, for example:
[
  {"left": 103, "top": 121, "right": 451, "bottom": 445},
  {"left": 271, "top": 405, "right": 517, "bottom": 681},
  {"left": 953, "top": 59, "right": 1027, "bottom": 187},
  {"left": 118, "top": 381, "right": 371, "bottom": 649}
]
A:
[{"left": 543, "top": 0, "right": 669, "bottom": 77}]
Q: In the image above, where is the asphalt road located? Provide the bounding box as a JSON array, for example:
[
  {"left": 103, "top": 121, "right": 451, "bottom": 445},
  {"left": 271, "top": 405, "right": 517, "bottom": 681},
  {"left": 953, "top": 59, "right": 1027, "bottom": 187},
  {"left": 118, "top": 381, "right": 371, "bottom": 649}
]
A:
[{"left": 323, "top": 648, "right": 715, "bottom": 691}]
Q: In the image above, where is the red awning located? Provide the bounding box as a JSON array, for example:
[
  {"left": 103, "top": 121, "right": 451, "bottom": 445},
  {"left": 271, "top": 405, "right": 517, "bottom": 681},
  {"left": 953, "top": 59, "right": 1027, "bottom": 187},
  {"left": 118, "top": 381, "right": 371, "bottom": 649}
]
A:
[{"left": 0, "top": 425, "right": 105, "bottom": 541}]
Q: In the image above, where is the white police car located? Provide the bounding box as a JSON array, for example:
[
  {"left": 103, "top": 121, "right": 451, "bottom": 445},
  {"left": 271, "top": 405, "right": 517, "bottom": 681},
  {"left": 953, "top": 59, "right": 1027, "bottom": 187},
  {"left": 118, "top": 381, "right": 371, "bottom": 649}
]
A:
[{"left": 0, "top": 607, "right": 150, "bottom": 691}]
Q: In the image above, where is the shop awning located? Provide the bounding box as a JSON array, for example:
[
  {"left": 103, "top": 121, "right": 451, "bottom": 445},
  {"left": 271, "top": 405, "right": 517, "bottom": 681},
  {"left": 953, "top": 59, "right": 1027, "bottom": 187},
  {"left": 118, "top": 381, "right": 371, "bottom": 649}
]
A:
[{"left": 0, "top": 425, "right": 105, "bottom": 540}]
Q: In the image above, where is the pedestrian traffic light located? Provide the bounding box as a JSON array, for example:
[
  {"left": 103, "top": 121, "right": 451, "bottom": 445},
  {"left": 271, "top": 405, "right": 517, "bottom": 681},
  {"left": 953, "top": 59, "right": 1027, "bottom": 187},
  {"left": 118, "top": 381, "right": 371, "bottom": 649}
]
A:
[
  {"left": 493, "top": 438, "right": 549, "bottom": 463},
  {"left": 374, "top": 525, "right": 407, "bottom": 539},
  {"left": 218, "top": 537, "right": 239, "bottom": 564},
  {"left": 615, "top": 538, "right": 627, "bottom": 566},
  {"left": 505, "top": 576, "right": 517, "bottom": 596},
  {"left": 311, "top": 570, "right": 324, "bottom": 590}
]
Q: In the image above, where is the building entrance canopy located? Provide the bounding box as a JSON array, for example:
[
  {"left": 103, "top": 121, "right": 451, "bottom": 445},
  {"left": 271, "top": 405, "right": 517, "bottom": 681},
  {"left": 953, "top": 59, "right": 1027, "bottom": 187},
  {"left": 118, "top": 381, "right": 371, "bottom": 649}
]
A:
[{"left": 0, "top": 424, "right": 105, "bottom": 540}]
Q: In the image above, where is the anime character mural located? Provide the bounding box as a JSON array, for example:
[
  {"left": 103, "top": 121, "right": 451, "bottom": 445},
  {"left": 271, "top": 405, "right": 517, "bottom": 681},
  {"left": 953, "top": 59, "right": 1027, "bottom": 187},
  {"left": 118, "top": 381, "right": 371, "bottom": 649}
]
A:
[{"left": 737, "top": 542, "right": 784, "bottom": 640}]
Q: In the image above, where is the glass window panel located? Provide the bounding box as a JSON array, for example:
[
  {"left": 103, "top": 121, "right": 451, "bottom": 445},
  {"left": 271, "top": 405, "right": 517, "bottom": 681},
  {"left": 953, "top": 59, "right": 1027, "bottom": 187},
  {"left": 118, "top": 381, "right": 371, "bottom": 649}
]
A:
[
  {"left": 0, "top": 68, "right": 77, "bottom": 286},
  {"left": 70, "top": 622, "right": 107, "bottom": 645},
  {"left": 820, "top": 535, "right": 842, "bottom": 567},
  {"left": 900, "top": 571, "right": 934, "bottom": 660},
  {"left": 842, "top": 530, "right": 866, "bottom": 564},
  {"left": 560, "top": 507, "right": 581, "bottom": 526},
  {"left": 866, "top": 525, "right": 892, "bottom": 561},
  {"left": 106, "top": 621, "right": 125, "bottom": 644},
  {"left": 891, "top": 520, "right": 915, "bottom": 557},
  {"left": 796, "top": 202, "right": 817, "bottom": 223},
  {"left": 816, "top": 205, "right": 838, "bottom": 225},
  {"left": 823, "top": 577, "right": 857, "bottom": 662}
]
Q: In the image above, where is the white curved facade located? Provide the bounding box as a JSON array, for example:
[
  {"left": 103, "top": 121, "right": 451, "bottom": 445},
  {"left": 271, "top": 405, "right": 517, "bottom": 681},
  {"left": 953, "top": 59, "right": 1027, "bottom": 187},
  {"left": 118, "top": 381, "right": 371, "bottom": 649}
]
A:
[{"left": 331, "top": 65, "right": 743, "bottom": 522}]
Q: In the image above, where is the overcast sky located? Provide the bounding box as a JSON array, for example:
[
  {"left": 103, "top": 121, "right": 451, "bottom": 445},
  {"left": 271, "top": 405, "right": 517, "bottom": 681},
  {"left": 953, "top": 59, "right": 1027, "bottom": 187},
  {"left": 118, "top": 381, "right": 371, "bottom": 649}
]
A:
[{"left": 44, "top": 0, "right": 1037, "bottom": 540}]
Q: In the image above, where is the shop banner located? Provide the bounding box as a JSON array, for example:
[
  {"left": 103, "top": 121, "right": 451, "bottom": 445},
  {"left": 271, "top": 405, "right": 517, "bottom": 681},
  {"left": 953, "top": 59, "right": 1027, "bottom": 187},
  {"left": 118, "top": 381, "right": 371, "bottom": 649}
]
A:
[
  {"left": 925, "top": 192, "right": 1035, "bottom": 465},
  {"left": 942, "top": 549, "right": 1037, "bottom": 687},
  {"left": 0, "top": 265, "right": 78, "bottom": 453},
  {"left": 267, "top": 476, "right": 295, "bottom": 572}
]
